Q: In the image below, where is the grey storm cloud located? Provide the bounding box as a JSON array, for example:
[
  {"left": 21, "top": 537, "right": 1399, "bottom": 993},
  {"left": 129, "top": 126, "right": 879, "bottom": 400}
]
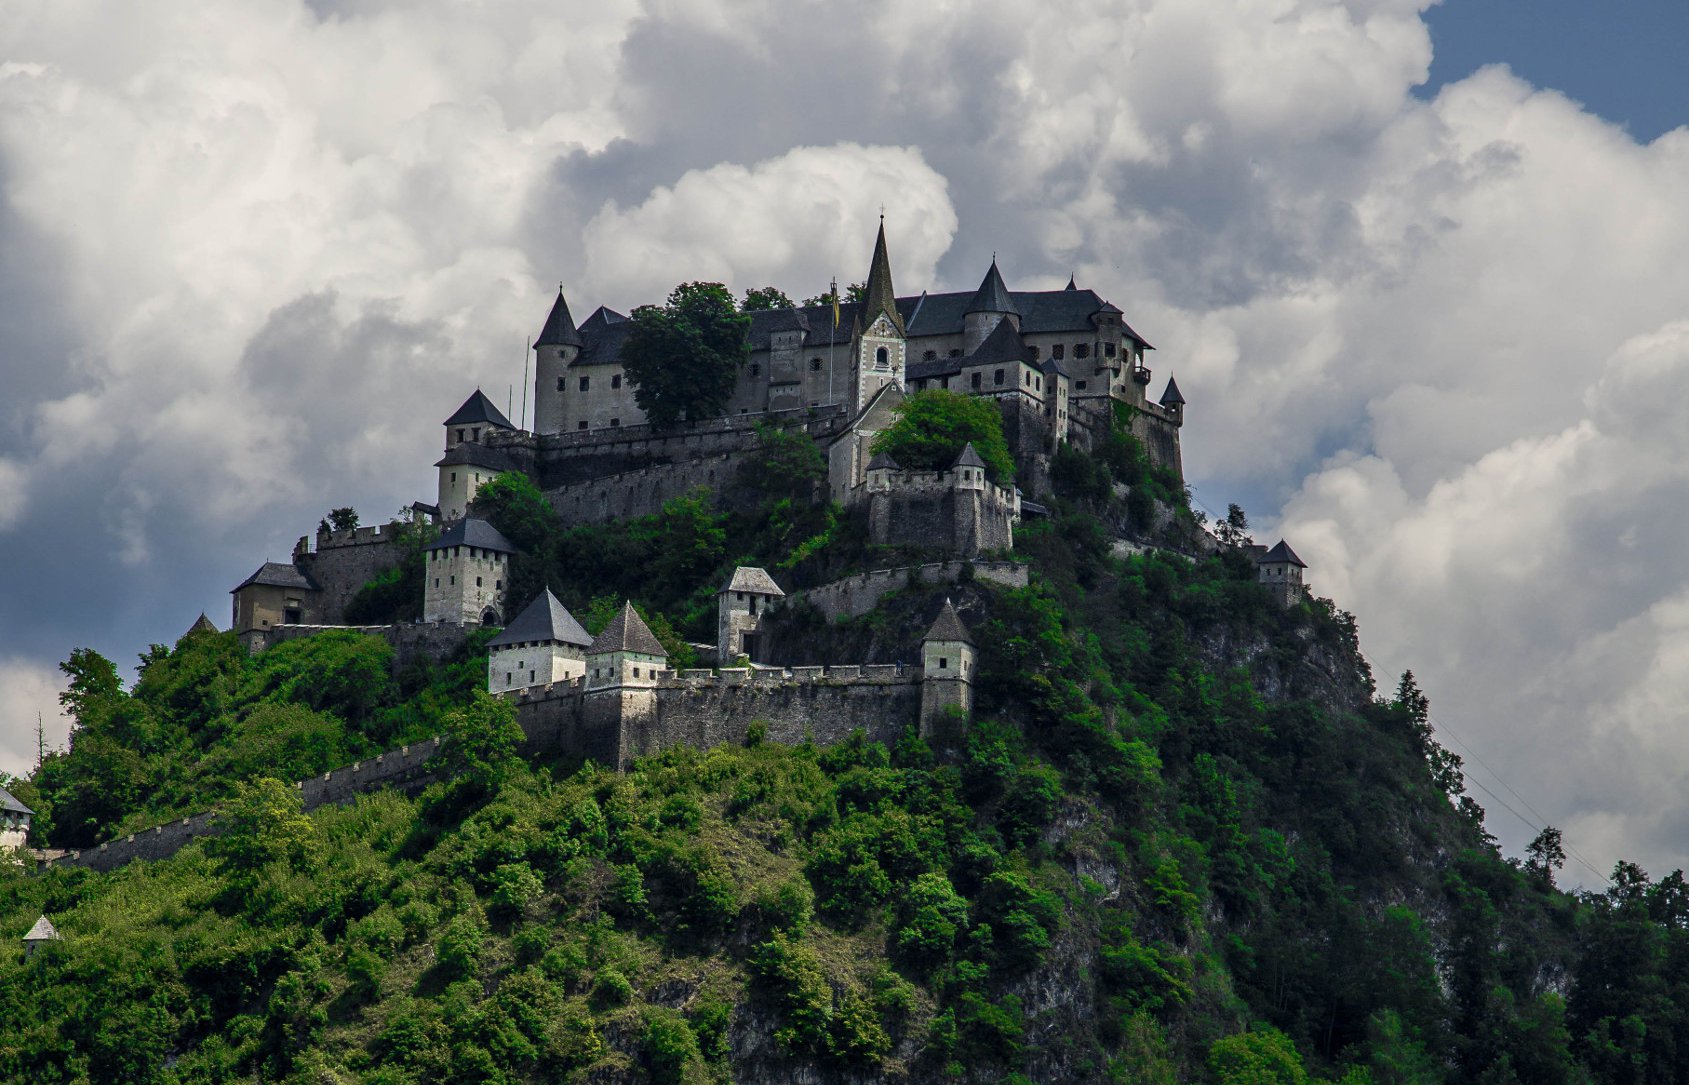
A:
[{"left": 2, "top": 0, "right": 1688, "bottom": 879}]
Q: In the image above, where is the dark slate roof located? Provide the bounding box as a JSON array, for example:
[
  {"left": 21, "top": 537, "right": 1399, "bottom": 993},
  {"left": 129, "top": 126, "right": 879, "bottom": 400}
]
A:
[
  {"left": 1039, "top": 356, "right": 1070, "bottom": 378},
  {"left": 588, "top": 601, "right": 667, "bottom": 657},
  {"left": 23, "top": 916, "right": 57, "bottom": 943},
  {"left": 866, "top": 450, "right": 901, "bottom": 471},
  {"left": 0, "top": 787, "right": 32, "bottom": 815},
  {"left": 964, "top": 260, "right": 1020, "bottom": 316},
  {"left": 966, "top": 317, "right": 1035, "bottom": 367},
  {"left": 185, "top": 613, "right": 219, "bottom": 636},
  {"left": 1259, "top": 540, "right": 1307, "bottom": 568},
  {"left": 424, "top": 518, "right": 518, "bottom": 554},
  {"left": 860, "top": 221, "right": 905, "bottom": 335},
  {"left": 411, "top": 501, "right": 440, "bottom": 519},
  {"left": 722, "top": 567, "right": 785, "bottom": 596},
  {"left": 1065, "top": 274, "right": 1077, "bottom": 290},
  {"left": 443, "top": 389, "right": 516, "bottom": 430},
  {"left": 1159, "top": 375, "right": 1185, "bottom": 406},
  {"left": 488, "top": 589, "right": 592, "bottom": 648},
  {"left": 232, "top": 562, "right": 318, "bottom": 593},
  {"left": 434, "top": 443, "right": 521, "bottom": 472},
  {"left": 535, "top": 287, "right": 584, "bottom": 347},
  {"left": 905, "top": 354, "right": 963, "bottom": 382},
  {"left": 951, "top": 443, "right": 987, "bottom": 470},
  {"left": 924, "top": 599, "right": 972, "bottom": 643}
]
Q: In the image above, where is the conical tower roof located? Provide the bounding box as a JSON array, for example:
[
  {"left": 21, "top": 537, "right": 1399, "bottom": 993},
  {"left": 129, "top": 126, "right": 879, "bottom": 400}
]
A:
[
  {"left": 1159, "top": 375, "right": 1185, "bottom": 406},
  {"left": 535, "top": 285, "right": 584, "bottom": 348},
  {"left": 23, "top": 915, "right": 57, "bottom": 943},
  {"left": 964, "top": 259, "right": 1020, "bottom": 316},
  {"left": 1260, "top": 540, "right": 1307, "bottom": 568},
  {"left": 588, "top": 601, "right": 668, "bottom": 657},
  {"left": 443, "top": 389, "right": 517, "bottom": 430},
  {"left": 924, "top": 599, "right": 972, "bottom": 644},
  {"left": 860, "top": 220, "right": 905, "bottom": 335},
  {"left": 951, "top": 443, "right": 987, "bottom": 470},
  {"left": 185, "top": 613, "right": 219, "bottom": 636}
]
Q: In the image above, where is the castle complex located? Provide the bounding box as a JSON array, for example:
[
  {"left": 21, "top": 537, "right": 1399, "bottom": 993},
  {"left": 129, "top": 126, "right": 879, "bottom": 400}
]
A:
[{"left": 222, "top": 223, "right": 1306, "bottom": 770}]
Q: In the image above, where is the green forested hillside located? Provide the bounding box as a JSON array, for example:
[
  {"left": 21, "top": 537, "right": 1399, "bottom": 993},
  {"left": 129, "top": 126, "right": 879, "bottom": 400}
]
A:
[{"left": 3, "top": 409, "right": 1686, "bottom": 1084}]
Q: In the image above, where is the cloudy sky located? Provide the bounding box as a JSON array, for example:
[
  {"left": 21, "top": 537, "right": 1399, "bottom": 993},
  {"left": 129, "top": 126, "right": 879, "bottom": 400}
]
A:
[{"left": 3, "top": 0, "right": 1687, "bottom": 882}]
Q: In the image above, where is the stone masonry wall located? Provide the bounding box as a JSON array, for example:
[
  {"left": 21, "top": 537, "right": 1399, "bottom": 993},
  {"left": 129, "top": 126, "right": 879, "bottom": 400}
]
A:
[
  {"left": 260, "top": 622, "right": 476, "bottom": 669},
  {"left": 296, "top": 522, "right": 409, "bottom": 624},
  {"left": 797, "top": 561, "right": 1028, "bottom": 622}
]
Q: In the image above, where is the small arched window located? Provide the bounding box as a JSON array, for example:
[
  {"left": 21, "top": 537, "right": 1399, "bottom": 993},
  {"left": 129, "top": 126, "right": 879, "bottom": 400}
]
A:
[{"left": 875, "top": 346, "right": 889, "bottom": 368}]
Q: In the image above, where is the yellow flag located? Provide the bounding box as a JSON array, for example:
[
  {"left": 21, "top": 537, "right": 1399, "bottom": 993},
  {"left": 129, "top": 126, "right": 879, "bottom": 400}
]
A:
[{"left": 831, "top": 278, "right": 840, "bottom": 327}]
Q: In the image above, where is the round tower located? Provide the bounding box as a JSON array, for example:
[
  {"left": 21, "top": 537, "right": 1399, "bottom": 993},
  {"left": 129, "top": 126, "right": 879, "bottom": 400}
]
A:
[
  {"left": 963, "top": 258, "right": 1021, "bottom": 355},
  {"left": 533, "top": 285, "right": 584, "bottom": 436}
]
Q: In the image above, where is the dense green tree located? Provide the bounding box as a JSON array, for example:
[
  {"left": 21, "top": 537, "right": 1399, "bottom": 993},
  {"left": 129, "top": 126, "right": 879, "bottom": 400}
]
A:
[
  {"left": 212, "top": 776, "right": 318, "bottom": 872},
  {"left": 741, "top": 286, "right": 795, "bottom": 311},
  {"left": 621, "top": 281, "right": 752, "bottom": 428},
  {"left": 870, "top": 388, "right": 1015, "bottom": 483}
]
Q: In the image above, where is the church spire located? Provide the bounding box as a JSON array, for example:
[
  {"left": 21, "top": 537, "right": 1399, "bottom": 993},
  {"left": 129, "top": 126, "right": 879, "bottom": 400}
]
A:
[{"left": 860, "top": 219, "right": 904, "bottom": 336}]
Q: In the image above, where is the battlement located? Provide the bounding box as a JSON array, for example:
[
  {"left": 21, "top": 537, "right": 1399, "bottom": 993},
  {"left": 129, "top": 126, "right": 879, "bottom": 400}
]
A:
[{"left": 523, "top": 403, "right": 848, "bottom": 456}]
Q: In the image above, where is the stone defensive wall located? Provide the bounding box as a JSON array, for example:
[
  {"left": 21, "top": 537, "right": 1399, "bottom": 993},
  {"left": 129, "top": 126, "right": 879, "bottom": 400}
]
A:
[
  {"left": 294, "top": 519, "right": 411, "bottom": 623},
  {"left": 41, "top": 738, "right": 445, "bottom": 873},
  {"left": 543, "top": 453, "right": 744, "bottom": 525},
  {"left": 796, "top": 561, "right": 1029, "bottom": 621},
  {"left": 508, "top": 664, "right": 923, "bottom": 767}
]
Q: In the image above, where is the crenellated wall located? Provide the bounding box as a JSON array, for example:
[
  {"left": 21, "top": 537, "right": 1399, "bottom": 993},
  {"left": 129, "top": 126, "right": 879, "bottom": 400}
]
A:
[{"left": 796, "top": 561, "right": 1028, "bottom": 621}]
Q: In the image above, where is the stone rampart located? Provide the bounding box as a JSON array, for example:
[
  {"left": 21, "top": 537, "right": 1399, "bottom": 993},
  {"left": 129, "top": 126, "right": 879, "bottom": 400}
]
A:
[
  {"left": 798, "top": 561, "right": 1028, "bottom": 621},
  {"left": 42, "top": 737, "right": 447, "bottom": 873},
  {"left": 295, "top": 520, "right": 410, "bottom": 623},
  {"left": 543, "top": 454, "right": 744, "bottom": 525},
  {"left": 258, "top": 622, "right": 475, "bottom": 668}
]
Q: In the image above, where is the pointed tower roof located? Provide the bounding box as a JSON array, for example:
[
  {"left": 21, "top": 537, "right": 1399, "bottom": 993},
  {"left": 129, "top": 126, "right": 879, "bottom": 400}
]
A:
[
  {"left": 924, "top": 599, "right": 972, "bottom": 644},
  {"left": 588, "top": 601, "right": 668, "bottom": 657},
  {"left": 23, "top": 915, "right": 58, "bottom": 944},
  {"left": 0, "top": 787, "right": 33, "bottom": 815},
  {"left": 1065, "top": 274, "right": 1077, "bottom": 291},
  {"left": 488, "top": 589, "right": 592, "bottom": 649},
  {"left": 185, "top": 613, "right": 219, "bottom": 637},
  {"left": 1159, "top": 376, "right": 1185, "bottom": 406},
  {"left": 860, "top": 220, "right": 905, "bottom": 335},
  {"left": 535, "top": 285, "right": 585, "bottom": 348},
  {"left": 424, "top": 518, "right": 518, "bottom": 555},
  {"left": 443, "top": 389, "right": 516, "bottom": 430},
  {"left": 964, "top": 259, "right": 1020, "bottom": 316},
  {"left": 866, "top": 450, "right": 901, "bottom": 472},
  {"left": 951, "top": 443, "right": 987, "bottom": 470},
  {"left": 1259, "top": 540, "right": 1307, "bottom": 568}
]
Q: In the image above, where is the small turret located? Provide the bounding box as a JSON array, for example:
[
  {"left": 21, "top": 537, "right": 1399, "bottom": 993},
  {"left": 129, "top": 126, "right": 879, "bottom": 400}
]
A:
[
  {"left": 533, "top": 286, "right": 584, "bottom": 435},
  {"left": 963, "top": 258, "right": 1021, "bottom": 354},
  {"left": 717, "top": 567, "right": 785, "bottom": 663},
  {"left": 950, "top": 442, "right": 987, "bottom": 491},
  {"left": 921, "top": 598, "right": 975, "bottom": 743},
  {"left": 1, "top": 787, "right": 34, "bottom": 853},
  {"left": 585, "top": 601, "right": 669, "bottom": 690},
  {"left": 1257, "top": 539, "right": 1308, "bottom": 607},
  {"left": 444, "top": 389, "right": 516, "bottom": 450},
  {"left": 22, "top": 915, "right": 59, "bottom": 958},
  {"left": 1158, "top": 375, "right": 1185, "bottom": 424}
]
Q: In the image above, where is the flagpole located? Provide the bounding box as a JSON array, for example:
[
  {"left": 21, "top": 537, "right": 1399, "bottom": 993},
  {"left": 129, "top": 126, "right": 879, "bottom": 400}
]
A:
[{"left": 828, "top": 276, "right": 838, "bottom": 409}]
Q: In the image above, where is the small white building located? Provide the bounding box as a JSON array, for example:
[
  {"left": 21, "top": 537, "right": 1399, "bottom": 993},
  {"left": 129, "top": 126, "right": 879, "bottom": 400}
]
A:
[
  {"left": 0, "top": 787, "right": 33, "bottom": 853},
  {"left": 718, "top": 567, "right": 785, "bottom": 663},
  {"left": 487, "top": 589, "right": 593, "bottom": 693}
]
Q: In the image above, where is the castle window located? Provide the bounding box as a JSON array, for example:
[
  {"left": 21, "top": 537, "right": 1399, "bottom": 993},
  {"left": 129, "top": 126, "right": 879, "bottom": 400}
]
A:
[
  {"left": 1035, "top": 376, "right": 1041, "bottom": 391},
  {"left": 506, "top": 672, "right": 512, "bottom": 684},
  {"left": 580, "top": 376, "right": 590, "bottom": 391},
  {"left": 578, "top": 420, "right": 588, "bottom": 430},
  {"left": 875, "top": 347, "right": 888, "bottom": 368},
  {"left": 610, "top": 418, "right": 620, "bottom": 427},
  {"left": 811, "top": 357, "right": 822, "bottom": 371},
  {"left": 612, "top": 374, "right": 622, "bottom": 389},
  {"left": 434, "top": 578, "right": 439, "bottom": 588},
  {"left": 1076, "top": 380, "right": 1088, "bottom": 390},
  {"left": 456, "top": 428, "right": 466, "bottom": 443},
  {"left": 993, "top": 369, "right": 1004, "bottom": 386},
  {"left": 948, "top": 348, "right": 961, "bottom": 358},
  {"left": 472, "top": 428, "right": 480, "bottom": 440},
  {"left": 1104, "top": 342, "right": 1117, "bottom": 357},
  {"left": 938, "top": 657, "right": 948, "bottom": 669},
  {"left": 450, "top": 576, "right": 455, "bottom": 585},
  {"left": 924, "top": 350, "right": 937, "bottom": 361},
  {"left": 451, "top": 471, "right": 457, "bottom": 483},
  {"left": 1030, "top": 346, "right": 1041, "bottom": 360},
  {"left": 1075, "top": 344, "right": 1090, "bottom": 359},
  {"left": 476, "top": 577, "right": 483, "bottom": 587},
  {"left": 633, "top": 667, "right": 640, "bottom": 677},
  {"left": 750, "top": 363, "right": 761, "bottom": 377},
  {"left": 557, "top": 376, "right": 566, "bottom": 391},
  {"left": 496, "top": 580, "right": 502, "bottom": 589},
  {"left": 1052, "top": 344, "right": 1064, "bottom": 360},
  {"left": 530, "top": 670, "right": 536, "bottom": 683},
  {"left": 972, "top": 372, "right": 982, "bottom": 389}
]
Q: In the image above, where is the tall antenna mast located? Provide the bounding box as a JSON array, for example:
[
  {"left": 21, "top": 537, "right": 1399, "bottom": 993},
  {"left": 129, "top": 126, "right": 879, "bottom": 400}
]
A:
[{"left": 521, "top": 336, "right": 531, "bottom": 431}]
